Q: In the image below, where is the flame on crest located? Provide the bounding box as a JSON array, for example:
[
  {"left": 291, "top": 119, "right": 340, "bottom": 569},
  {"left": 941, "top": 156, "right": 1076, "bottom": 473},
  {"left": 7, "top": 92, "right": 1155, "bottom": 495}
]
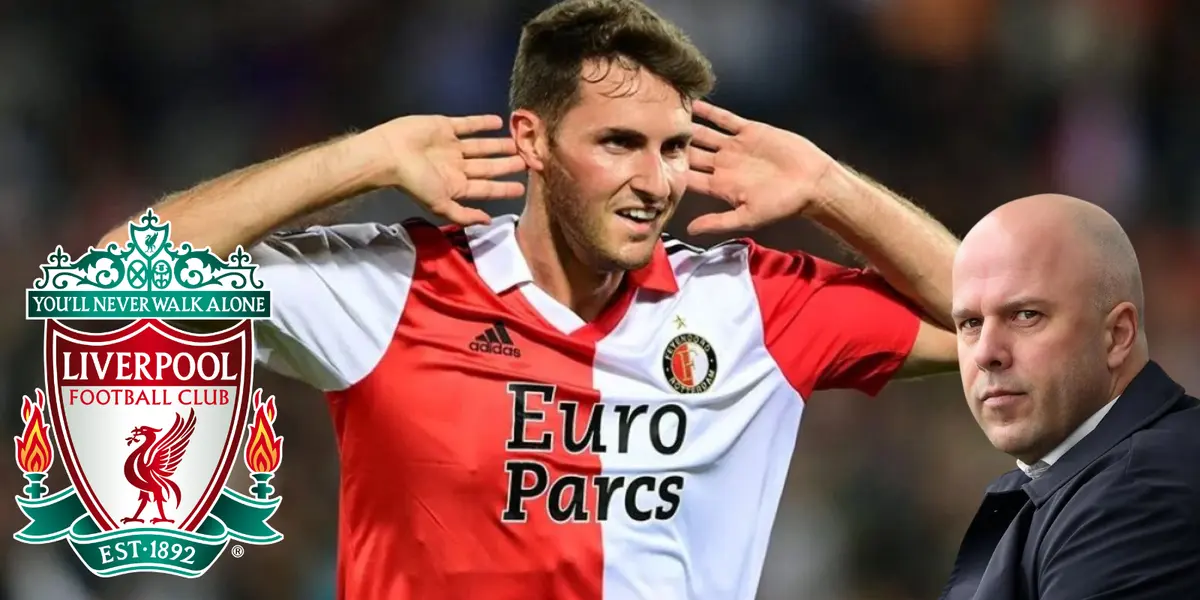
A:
[
  {"left": 244, "top": 389, "right": 283, "bottom": 474},
  {"left": 14, "top": 389, "right": 54, "bottom": 474}
]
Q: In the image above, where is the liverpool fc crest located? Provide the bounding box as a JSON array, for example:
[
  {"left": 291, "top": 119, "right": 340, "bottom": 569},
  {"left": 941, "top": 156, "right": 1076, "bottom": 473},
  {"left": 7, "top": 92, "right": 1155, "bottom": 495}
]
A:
[{"left": 14, "top": 209, "right": 283, "bottom": 578}]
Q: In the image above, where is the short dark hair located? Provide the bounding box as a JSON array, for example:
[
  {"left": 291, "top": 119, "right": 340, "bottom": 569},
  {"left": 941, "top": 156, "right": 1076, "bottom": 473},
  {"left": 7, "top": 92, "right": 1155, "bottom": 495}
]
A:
[{"left": 509, "top": 0, "right": 715, "bottom": 131}]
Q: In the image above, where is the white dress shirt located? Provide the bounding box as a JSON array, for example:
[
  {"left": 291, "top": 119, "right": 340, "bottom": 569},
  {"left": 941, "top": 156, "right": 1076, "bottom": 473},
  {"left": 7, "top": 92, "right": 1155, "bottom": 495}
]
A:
[{"left": 1018, "top": 396, "right": 1120, "bottom": 479}]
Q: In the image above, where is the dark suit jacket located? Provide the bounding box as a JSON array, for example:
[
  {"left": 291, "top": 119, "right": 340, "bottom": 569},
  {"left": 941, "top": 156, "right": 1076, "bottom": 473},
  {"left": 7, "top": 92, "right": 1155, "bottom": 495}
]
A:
[{"left": 939, "top": 361, "right": 1200, "bottom": 600}]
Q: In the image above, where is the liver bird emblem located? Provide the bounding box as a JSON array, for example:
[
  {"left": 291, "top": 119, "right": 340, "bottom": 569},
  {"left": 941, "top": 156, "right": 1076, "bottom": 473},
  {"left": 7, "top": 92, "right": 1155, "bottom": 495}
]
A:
[{"left": 120, "top": 408, "right": 197, "bottom": 525}]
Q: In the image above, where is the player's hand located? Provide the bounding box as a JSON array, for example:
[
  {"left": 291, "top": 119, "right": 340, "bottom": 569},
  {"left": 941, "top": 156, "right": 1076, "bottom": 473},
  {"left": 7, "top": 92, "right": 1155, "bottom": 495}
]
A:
[
  {"left": 685, "top": 100, "right": 839, "bottom": 236},
  {"left": 364, "top": 114, "right": 527, "bottom": 226}
]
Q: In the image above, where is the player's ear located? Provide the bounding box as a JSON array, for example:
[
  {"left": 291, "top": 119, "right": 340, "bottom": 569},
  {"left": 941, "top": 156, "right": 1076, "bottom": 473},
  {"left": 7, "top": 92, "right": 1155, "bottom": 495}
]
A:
[{"left": 510, "top": 109, "right": 546, "bottom": 172}]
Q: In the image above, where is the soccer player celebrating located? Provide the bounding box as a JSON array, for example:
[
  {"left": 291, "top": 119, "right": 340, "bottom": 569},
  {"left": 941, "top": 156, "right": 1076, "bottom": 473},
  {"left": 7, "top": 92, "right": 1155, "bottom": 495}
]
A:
[{"left": 102, "top": 1, "right": 959, "bottom": 598}]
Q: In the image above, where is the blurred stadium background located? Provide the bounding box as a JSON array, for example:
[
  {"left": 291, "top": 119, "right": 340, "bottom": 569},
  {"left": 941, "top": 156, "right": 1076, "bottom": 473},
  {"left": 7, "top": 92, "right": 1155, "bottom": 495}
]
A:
[{"left": 2, "top": 0, "right": 1199, "bottom": 598}]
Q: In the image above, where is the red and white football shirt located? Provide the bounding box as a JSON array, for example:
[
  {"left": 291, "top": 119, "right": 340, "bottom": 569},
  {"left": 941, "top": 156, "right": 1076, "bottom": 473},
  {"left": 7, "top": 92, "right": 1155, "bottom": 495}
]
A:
[{"left": 249, "top": 214, "right": 920, "bottom": 600}]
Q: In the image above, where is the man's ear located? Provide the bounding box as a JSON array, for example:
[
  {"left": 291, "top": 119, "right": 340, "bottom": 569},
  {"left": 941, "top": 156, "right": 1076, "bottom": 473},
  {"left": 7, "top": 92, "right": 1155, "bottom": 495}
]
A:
[
  {"left": 1104, "top": 301, "right": 1139, "bottom": 370},
  {"left": 510, "top": 109, "right": 547, "bottom": 172}
]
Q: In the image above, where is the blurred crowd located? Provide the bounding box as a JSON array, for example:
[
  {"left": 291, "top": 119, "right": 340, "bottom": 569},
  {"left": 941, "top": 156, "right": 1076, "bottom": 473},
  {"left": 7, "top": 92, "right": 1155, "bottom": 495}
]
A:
[{"left": 1, "top": 0, "right": 1198, "bottom": 598}]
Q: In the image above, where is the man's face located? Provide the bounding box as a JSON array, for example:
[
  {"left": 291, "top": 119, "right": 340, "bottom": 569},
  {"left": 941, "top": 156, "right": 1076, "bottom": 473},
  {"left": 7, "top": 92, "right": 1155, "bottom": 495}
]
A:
[
  {"left": 537, "top": 60, "right": 693, "bottom": 271},
  {"left": 952, "top": 223, "right": 1111, "bottom": 464}
]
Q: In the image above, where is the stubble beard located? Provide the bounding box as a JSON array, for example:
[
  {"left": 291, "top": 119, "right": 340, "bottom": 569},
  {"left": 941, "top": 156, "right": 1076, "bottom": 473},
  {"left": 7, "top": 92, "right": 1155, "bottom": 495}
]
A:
[
  {"left": 986, "top": 353, "right": 1111, "bottom": 463},
  {"left": 542, "top": 152, "right": 650, "bottom": 273}
]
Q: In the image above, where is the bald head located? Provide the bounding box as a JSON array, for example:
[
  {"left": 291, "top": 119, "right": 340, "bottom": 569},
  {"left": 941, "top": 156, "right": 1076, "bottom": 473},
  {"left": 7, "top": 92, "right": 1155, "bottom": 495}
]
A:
[
  {"left": 963, "top": 194, "right": 1144, "bottom": 328},
  {"left": 954, "top": 194, "right": 1149, "bottom": 464}
]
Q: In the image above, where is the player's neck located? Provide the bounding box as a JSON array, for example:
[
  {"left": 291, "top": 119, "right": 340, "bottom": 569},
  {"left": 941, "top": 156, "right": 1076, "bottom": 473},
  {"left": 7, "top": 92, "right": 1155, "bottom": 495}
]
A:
[{"left": 516, "top": 205, "right": 625, "bottom": 322}]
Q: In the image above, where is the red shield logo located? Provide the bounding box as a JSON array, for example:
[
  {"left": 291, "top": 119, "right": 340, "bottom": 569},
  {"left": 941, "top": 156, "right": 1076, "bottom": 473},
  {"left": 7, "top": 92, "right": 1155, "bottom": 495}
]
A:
[
  {"left": 44, "top": 319, "right": 252, "bottom": 533},
  {"left": 661, "top": 332, "right": 718, "bottom": 394}
]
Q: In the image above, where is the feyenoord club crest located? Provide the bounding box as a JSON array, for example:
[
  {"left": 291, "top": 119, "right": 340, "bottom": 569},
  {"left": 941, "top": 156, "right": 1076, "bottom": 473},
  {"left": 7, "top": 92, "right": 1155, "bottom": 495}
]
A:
[
  {"left": 661, "top": 332, "right": 718, "bottom": 394},
  {"left": 15, "top": 209, "right": 283, "bottom": 578}
]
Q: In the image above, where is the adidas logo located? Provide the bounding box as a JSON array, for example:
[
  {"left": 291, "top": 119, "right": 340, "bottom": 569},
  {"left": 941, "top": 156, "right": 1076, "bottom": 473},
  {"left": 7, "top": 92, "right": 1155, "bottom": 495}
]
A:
[{"left": 469, "top": 321, "right": 522, "bottom": 358}]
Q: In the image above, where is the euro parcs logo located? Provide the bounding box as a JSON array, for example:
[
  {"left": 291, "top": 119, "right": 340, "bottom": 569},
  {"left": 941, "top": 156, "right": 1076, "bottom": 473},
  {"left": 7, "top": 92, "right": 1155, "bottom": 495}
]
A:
[{"left": 15, "top": 209, "right": 283, "bottom": 578}]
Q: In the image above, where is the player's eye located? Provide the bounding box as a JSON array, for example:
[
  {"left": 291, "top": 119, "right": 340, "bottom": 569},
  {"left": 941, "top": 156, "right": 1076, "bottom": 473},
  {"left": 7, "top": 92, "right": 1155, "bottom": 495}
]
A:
[
  {"left": 662, "top": 140, "right": 689, "bottom": 155},
  {"left": 602, "top": 134, "right": 640, "bottom": 150}
]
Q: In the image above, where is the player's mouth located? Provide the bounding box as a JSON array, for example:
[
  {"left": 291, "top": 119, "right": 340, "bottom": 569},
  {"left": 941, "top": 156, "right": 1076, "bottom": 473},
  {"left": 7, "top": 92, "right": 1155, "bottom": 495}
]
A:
[{"left": 616, "top": 207, "right": 662, "bottom": 235}]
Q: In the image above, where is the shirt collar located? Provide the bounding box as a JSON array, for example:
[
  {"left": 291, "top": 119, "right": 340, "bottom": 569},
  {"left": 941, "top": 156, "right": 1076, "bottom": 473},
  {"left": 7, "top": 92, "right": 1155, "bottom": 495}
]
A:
[
  {"left": 466, "top": 214, "right": 679, "bottom": 295},
  {"left": 1017, "top": 395, "right": 1119, "bottom": 477},
  {"left": 1021, "top": 361, "right": 1187, "bottom": 505}
]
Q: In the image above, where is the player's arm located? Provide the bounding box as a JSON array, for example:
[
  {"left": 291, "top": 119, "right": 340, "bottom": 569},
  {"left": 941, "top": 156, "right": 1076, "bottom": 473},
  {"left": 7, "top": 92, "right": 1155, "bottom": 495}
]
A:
[
  {"left": 96, "top": 114, "right": 526, "bottom": 257},
  {"left": 97, "top": 134, "right": 373, "bottom": 259},
  {"left": 895, "top": 319, "right": 958, "bottom": 379},
  {"left": 804, "top": 166, "right": 958, "bottom": 378},
  {"left": 687, "top": 100, "right": 957, "bottom": 379},
  {"left": 92, "top": 115, "right": 525, "bottom": 390}
]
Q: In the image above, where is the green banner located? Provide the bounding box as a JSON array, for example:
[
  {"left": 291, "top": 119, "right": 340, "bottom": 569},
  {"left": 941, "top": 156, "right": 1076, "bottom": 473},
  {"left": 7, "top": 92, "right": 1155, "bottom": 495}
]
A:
[
  {"left": 26, "top": 290, "right": 271, "bottom": 320},
  {"left": 13, "top": 486, "right": 281, "bottom": 577}
]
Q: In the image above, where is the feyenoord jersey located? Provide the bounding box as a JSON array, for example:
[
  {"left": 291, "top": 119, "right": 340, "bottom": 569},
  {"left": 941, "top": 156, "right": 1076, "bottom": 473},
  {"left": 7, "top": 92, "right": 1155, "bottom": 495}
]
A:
[{"left": 249, "top": 214, "right": 920, "bottom": 600}]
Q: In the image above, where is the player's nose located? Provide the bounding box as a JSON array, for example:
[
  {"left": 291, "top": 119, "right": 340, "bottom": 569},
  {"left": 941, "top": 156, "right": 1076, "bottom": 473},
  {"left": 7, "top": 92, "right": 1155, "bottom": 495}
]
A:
[{"left": 630, "top": 154, "right": 672, "bottom": 202}]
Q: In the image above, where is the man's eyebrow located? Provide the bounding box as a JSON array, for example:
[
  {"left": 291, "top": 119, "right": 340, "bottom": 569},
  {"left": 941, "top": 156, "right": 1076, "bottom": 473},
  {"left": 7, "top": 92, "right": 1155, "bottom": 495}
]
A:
[
  {"left": 596, "top": 127, "right": 692, "bottom": 145},
  {"left": 951, "top": 297, "right": 1050, "bottom": 319},
  {"left": 998, "top": 296, "right": 1049, "bottom": 312},
  {"left": 667, "top": 131, "right": 692, "bottom": 144},
  {"left": 597, "top": 127, "right": 645, "bottom": 140},
  {"left": 950, "top": 306, "right": 976, "bottom": 320}
]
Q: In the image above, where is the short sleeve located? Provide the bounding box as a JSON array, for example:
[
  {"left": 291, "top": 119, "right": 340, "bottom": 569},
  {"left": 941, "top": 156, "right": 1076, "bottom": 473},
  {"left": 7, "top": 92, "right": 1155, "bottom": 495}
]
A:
[
  {"left": 748, "top": 242, "right": 921, "bottom": 398},
  {"left": 249, "top": 222, "right": 416, "bottom": 392}
]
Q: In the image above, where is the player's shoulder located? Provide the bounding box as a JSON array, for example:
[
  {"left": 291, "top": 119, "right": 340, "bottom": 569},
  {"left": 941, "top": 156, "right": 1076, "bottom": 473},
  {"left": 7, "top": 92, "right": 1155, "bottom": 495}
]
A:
[
  {"left": 659, "top": 234, "right": 764, "bottom": 298},
  {"left": 660, "top": 232, "right": 827, "bottom": 278},
  {"left": 261, "top": 214, "right": 517, "bottom": 266},
  {"left": 265, "top": 220, "right": 416, "bottom": 255},
  {"left": 661, "top": 232, "right": 749, "bottom": 262}
]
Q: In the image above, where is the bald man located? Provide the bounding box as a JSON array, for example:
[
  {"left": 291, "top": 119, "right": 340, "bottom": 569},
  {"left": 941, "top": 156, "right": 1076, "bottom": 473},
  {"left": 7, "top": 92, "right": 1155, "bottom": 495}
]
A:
[{"left": 939, "top": 195, "right": 1200, "bottom": 600}]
